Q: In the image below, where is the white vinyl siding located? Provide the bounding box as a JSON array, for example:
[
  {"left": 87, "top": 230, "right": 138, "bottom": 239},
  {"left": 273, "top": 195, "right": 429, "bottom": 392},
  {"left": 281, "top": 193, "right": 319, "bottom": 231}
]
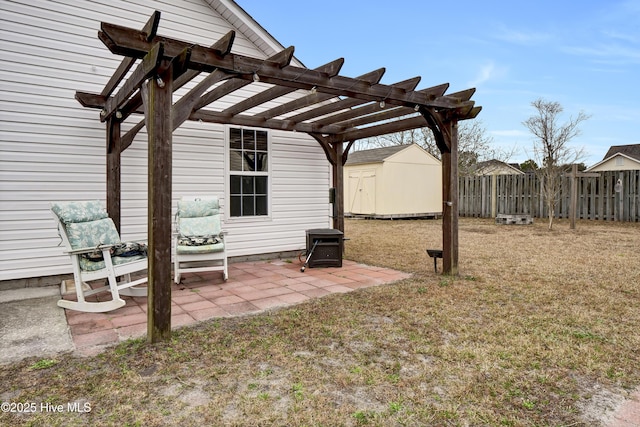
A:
[{"left": 0, "top": 0, "right": 330, "bottom": 281}]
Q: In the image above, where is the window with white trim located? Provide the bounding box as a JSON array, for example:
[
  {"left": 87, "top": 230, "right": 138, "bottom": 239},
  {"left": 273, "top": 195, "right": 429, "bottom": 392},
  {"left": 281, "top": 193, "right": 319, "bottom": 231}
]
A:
[{"left": 229, "top": 128, "right": 269, "bottom": 217}]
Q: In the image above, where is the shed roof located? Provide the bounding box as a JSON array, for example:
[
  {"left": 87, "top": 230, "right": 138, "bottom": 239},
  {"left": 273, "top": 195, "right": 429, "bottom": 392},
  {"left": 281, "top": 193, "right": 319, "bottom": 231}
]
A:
[{"left": 345, "top": 145, "right": 411, "bottom": 165}]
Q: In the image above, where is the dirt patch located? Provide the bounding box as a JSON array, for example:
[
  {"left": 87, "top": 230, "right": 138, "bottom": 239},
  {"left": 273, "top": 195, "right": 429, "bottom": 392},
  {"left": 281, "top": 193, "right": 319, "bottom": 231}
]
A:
[{"left": 576, "top": 382, "right": 626, "bottom": 426}]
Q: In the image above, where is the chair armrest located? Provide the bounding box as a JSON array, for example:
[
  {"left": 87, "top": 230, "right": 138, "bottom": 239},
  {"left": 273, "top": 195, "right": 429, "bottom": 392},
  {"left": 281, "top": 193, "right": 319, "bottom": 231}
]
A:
[{"left": 64, "top": 244, "right": 115, "bottom": 255}]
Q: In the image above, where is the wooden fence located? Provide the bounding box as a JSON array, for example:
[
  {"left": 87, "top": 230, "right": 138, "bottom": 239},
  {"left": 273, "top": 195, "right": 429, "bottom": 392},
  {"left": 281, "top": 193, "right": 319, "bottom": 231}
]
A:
[{"left": 459, "top": 170, "right": 640, "bottom": 221}]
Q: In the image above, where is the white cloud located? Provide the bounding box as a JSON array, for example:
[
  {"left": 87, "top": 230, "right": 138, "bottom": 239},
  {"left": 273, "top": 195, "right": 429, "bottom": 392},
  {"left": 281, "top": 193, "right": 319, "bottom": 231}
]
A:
[
  {"left": 468, "top": 62, "right": 508, "bottom": 88},
  {"left": 602, "top": 30, "right": 638, "bottom": 44},
  {"left": 494, "top": 26, "right": 552, "bottom": 46}
]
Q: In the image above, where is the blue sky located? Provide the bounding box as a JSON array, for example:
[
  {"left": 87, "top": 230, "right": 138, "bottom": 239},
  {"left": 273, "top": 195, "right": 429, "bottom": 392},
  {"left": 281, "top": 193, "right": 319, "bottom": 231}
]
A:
[{"left": 239, "top": 0, "right": 639, "bottom": 167}]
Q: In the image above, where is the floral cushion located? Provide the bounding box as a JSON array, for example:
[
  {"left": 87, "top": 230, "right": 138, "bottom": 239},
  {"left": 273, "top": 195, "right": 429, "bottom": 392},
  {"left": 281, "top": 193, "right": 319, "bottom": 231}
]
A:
[
  {"left": 178, "top": 216, "right": 221, "bottom": 237},
  {"left": 177, "top": 235, "right": 220, "bottom": 246},
  {"left": 51, "top": 200, "right": 107, "bottom": 224},
  {"left": 66, "top": 218, "right": 121, "bottom": 250},
  {"left": 176, "top": 199, "right": 224, "bottom": 254},
  {"left": 80, "top": 254, "right": 146, "bottom": 272},
  {"left": 177, "top": 198, "right": 219, "bottom": 218},
  {"left": 52, "top": 200, "right": 148, "bottom": 272},
  {"left": 176, "top": 242, "right": 225, "bottom": 255},
  {"left": 81, "top": 242, "right": 147, "bottom": 262}
]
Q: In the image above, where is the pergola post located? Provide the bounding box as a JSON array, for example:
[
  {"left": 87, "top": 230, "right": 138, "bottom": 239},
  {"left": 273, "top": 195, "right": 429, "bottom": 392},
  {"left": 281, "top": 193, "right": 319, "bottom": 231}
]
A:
[
  {"left": 332, "top": 142, "right": 345, "bottom": 233},
  {"left": 441, "top": 120, "right": 459, "bottom": 275},
  {"left": 146, "top": 62, "right": 173, "bottom": 343},
  {"left": 106, "top": 118, "right": 121, "bottom": 232}
]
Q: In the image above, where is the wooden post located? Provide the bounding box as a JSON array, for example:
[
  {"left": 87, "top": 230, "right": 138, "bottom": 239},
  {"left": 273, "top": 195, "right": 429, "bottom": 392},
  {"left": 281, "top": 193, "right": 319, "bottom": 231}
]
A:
[
  {"left": 491, "top": 174, "right": 497, "bottom": 218},
  {"left": 616, "top": 173, "right": 624, "bottom": 221},
  {"left": 569, "top": 164, "right": 599, "bottom": 229},
  {"left": 146, "top": 63, "right": 173, "bottom": 343},
  {"left": 106, "top": 118, "right": 121, "bottom": 232},
  {"left": 442, "top": 120, "right": 459, "bottom": 275},
  {"left": 539, "top": 175, "right": 545, "bottom": 218},
  {"left": 570, "top": 164, "right": 578, "bottom": 229},
  {"left": 332, "top": 142, "right": 345, "bottom": 233}
]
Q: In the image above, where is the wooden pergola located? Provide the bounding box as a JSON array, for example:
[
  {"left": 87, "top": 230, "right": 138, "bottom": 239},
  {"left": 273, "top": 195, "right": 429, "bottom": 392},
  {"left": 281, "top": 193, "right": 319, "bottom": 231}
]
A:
[{"left": 75, "top": 11, "right": 481, "bottom": 342}]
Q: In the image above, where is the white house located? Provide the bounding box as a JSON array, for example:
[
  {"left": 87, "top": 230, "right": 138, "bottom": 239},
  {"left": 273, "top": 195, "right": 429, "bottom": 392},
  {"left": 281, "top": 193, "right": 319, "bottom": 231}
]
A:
[
  {"left": 0, "top": 0, "right": 332, "bottom": 284},
  {"left": 344, "top": 144, "right": 442, "bottom": 218},
  {"left": 585, "top": 144, "right": 640, "bottom": 172}
]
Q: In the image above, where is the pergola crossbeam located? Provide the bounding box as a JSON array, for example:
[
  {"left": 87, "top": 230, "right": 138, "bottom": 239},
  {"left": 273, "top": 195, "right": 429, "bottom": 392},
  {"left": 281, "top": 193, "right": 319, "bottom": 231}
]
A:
[
  {"left": 98, "top": 23, "right": 473, "bottom": 111},
  {"left": 259, "top": 68, "right": 387, "bottom": 123},
  {"left": 190, "top": 109, "right": 345, "bottom": 134},
  {"left": 325, "top": 115, "right": 430, "bottom": 144},
  {"left": 101, "top": 42, "right": 164, "bottom": 122},
  {"left": 119, "top": 38, "right": 236, "bottom": 146},
  {"left": 192, "top": 47, "right": 294, "bottom": 111},
  {"left": 322, "top": 106, "right": 416, "bottom": 133},
  {"left": 308, "top": 77, "right": 427, "bottom": 127},
  {"left": 222, "top": 58, "right": 344, "bottom": 116},
  {"left": 100, "top": 11, "right": 161, "bottom": 98}
]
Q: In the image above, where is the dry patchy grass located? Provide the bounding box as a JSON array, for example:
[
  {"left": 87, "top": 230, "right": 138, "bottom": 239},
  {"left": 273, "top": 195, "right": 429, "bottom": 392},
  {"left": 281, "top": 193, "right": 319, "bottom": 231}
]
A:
[{"left": 1, "top": 218, "right": 639, "bottom": 426}]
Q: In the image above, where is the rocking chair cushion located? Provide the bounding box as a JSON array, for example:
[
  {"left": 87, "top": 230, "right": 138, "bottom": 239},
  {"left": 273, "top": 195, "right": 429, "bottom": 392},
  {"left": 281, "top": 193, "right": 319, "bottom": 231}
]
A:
[
  {"left": 176, "top": 242, "right": 225, "bottom": 255},
  {"left": 51, "top": 200, "right": 108, "bottom": 224},
  {"left": 81, "top": 241, "right": 147, "bottom": 263},
  {"left": 80, "top": 253, "right": 146, "bottom": 272},
  {"left": 177, "top": 198, "right": 219, "bottom": 218},
  {"left": 66, "top": 218, "right": 121, "bottom": 250}
]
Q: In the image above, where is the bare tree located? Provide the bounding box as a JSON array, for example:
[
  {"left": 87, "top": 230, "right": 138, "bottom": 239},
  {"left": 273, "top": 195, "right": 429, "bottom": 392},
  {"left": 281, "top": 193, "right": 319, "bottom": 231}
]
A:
[
  {"left": 523, "top": 98, "right": 589, "bottom": 230},
  {"left": 361, "top": 120, "right": 512, "bottom": 175}
]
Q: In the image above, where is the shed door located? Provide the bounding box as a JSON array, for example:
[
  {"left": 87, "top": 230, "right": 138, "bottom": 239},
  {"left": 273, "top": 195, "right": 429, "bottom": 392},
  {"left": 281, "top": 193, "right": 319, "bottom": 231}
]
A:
[{"left": 348, "top": 170, "right": 376, "bottom": 214}]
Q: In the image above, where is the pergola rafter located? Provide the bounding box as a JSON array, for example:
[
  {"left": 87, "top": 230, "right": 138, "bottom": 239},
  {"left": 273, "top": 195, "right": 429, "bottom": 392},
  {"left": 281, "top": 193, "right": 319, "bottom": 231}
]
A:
[
  {"left": 74, "top": 11, "right": 481, "bottom": 342},
  {"left": 258, "top": 68, "right": 386, "bottom": 121}
]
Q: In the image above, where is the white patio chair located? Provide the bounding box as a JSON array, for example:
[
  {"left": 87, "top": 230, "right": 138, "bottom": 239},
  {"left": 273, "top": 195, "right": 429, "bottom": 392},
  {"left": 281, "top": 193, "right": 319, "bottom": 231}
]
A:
[
  {"left": 51, "top": 200, "right": 147, "bottom": 313},
  {"left": 174, "top": 196, "right": 228, "bottom": 284}
]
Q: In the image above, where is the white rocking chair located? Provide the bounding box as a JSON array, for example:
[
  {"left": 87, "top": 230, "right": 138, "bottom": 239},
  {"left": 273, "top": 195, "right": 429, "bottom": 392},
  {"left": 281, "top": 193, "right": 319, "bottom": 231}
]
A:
[
  {"left": 51, "top": 200, "right": 148, "bottom": 313},
  {"left": 174, "top": 196, "right": 228, "bottom": 284}
]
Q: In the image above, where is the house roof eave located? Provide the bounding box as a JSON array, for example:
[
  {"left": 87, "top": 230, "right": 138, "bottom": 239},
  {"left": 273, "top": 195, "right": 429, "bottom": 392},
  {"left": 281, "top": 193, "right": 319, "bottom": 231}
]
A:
[
  {"left": 203, "top": 0, "right": 306, "bottom": 68},
  {"left": 585, "top": 152, "right": 640, "bottom": 171}
]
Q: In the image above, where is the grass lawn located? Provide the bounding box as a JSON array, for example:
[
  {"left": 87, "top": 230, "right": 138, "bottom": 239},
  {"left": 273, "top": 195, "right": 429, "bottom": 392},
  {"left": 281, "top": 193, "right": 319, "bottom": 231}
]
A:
[{"left": 1, "top": 217, "right": 639, "bottom": 426}]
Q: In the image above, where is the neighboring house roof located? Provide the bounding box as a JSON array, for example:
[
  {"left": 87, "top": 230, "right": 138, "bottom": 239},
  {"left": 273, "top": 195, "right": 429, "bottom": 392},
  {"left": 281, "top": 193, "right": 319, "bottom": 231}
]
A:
[
  {"left": 603, "top": 144, "right": 640, "bottom": 162},
  {"left": 585, "top": 144, "right": 640, "bottom": 171},
  {"left": 472, "top": 159, "right": 524, "bottom": 175},
  {"left": 345, "top": 145, "right": 411, "bottom": 166}
]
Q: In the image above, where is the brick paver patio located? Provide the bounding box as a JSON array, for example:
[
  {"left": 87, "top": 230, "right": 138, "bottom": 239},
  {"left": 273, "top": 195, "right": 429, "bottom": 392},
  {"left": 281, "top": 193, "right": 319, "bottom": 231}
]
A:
[{"left": 62, "top": 259, "right": 411, "bottom": 356}]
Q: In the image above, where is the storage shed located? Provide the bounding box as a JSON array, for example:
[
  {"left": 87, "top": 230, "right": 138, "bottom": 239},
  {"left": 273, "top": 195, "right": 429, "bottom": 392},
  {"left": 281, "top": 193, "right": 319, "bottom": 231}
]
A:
[{"left": 344, "top": 144, "right": 442, "bottom": 218}]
